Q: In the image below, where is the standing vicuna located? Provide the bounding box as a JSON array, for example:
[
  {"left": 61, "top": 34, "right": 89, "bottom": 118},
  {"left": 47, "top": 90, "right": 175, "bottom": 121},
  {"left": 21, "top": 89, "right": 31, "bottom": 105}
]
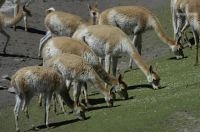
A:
[
  {"left": 171, "top": 0, "right": 189, "bottom": 39},
  {"left": 72, "top": 25, "right": 160, "bottom": 89},
  {"left": 40, "top": 36, "right": 128, "bottom": 101},
  {"left": 12, "top": 0, "right": 38, "bottom": 31},
  {"left": 40, "top": 7, "right": 99, "bottom": 45},
  {"left": 170, "top": 0, "right": 195, "bottom": 46},
  {"left": 12, "top": 0, "right": 46, "bottom": 31},
  {"left": 0, "top": 5, "right": 31, "bottom": 54},
  {"left": 179, "top": 0, "right": 200, "bottom": 65},
  {"left": 45, "top": 53, "right": 115, "bottom": 109},
  {"left": 88, "top": 5, "right": 184, "bottom": 68},
  {"left": 10, "top": 66, "right": 85, "bottom": 132}
]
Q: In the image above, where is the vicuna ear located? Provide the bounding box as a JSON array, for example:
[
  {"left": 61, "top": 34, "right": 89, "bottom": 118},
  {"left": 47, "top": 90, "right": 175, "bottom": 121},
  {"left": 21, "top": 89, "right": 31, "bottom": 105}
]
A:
[
  {"left": 149, "top": 65, "right": 153, "bottom": 74},
  {"left": 88, "top": 4, "right": 92, "bottom": 10}
]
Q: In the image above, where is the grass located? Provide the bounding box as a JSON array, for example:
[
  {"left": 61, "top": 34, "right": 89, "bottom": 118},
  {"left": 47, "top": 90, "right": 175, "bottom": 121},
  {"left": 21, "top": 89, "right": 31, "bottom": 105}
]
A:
[
  {"left": 1, "top": 4, "right": 200, "bottom": 132},
  {"left": 1, "top": 48, "right": 200, "bottom": 132}
]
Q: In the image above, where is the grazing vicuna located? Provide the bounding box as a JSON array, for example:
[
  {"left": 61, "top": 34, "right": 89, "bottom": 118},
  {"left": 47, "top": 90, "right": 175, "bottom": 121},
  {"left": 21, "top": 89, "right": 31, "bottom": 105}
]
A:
[
  {"left": 89, "top": 5, "right": 184, "bottom": 68},
  {"left": 73, "top": 25, "right": 160, "bottom": 89},
  {"left": 0, "top": 5, "right": 31, "bottom": 53},
  {"left": 10, "top": 66, "right": 85, "bottom": 132},
  {"left": 45, "top": 53, "right": 115, "bottom": 108},
  {"left": 40, "top": 37, "right": 128, "bottom": 101}
]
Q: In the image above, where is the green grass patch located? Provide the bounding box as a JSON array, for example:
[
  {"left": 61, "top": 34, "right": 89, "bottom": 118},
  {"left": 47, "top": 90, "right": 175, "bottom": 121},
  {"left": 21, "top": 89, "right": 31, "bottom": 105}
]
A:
[{"left": 0, "top": 49, "right": 200, "bottom": 132}]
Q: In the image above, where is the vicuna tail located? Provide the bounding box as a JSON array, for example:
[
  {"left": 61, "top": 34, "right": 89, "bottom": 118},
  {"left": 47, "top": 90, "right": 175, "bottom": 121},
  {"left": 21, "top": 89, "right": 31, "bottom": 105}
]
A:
[{"left": 45, "top": 7, "right": 55, "bottom": 16}]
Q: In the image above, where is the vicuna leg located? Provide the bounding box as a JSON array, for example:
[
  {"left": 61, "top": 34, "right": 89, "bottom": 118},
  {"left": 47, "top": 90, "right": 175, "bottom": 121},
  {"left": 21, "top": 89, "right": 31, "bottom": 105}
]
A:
[
  {"left": 192, "top": 30, "right": 199, "bottom": 66},
  {"left": 13, "top": 2, "right": 19, "bottom": 31},
  {"left": 1, "top": 29, "right": 10, "bottom": 54},
  {"left": 56, "top": 94, "right": 66, "bottom": 113},
  {"left": 24, "top": 16, "right": 27, "bottom": 32},
  {"left": 111, "top": 56, "right": 119, "bottom": 77},
  {"left": 44, "top": 93, "right": 52, "bottom": 127},
  {"left": 172, "top": 6, "right": 178, "bottom": 39},
  {"left": 81, "top": 82, "right": 91, "bottom": 106},
  {"left": 105, "top": 54, "right": 111, "bottom": 73},
  {"left": 38, "top": 94, "right": 42, "bottom": 106},
  {"left": 14, "top": 94, "right": 23, "bottom": 132},
  {"left": 53, "top": 93, "right": 66, "bottom": 114},
  {"left": 73, "top": 82, "right": 82, "bottom": 107}
]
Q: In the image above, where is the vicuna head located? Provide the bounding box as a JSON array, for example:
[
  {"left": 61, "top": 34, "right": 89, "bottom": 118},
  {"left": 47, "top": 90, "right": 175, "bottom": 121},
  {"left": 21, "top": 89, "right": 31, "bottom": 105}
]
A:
[
  {"left": 110, "top": 74, "right": 128, "bottom": 100},
  {"left": 88, "top": 3, "right": 99, "bottom": 24},
  {"left": 147, "top": 65, "right": 160, "bottom": 89},
  {"left": 22, "top": 5, "right": 32, "bottom": 17}
]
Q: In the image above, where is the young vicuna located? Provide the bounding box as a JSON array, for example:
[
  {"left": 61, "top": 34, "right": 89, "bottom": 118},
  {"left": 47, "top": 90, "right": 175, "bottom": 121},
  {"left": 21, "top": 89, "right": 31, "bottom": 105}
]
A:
[
  {"left": 12, "top": 0, "right": 34, "bottom": 31},
  {"left": 45, "top": 53, "right": 115, "bottom": 108},
  {"left": 11, "top": 66, "right": 85, "bottom": 132},
  {"left": 40, "top": 36, "right": 128, "bottom": 100},
  {"left": 0, "top": 5, "right": 31, "bottom": 53},
  {"left": 73, "top": 25, "right": 160, "bottom": 89},
  {"left": 89, "top": 5, "right": 184, "bottom": 68},
  {"left": 88, "top": 3, "right": 99, "bottom": 25}
]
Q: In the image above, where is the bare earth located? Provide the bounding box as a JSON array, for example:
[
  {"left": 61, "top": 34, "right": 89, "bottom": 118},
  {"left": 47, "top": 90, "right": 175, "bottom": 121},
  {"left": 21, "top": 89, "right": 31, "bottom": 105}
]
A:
[{"left": 0, "top": 0, "right": 170, "bottom": 109}]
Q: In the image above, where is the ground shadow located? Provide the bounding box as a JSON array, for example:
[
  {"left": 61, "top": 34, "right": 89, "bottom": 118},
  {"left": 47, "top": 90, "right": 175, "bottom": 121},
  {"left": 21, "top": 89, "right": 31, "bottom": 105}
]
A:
[
  {"left": 0, "top": 53, "right": 41, "bottom": 60},
  {"left": 127, "top": 84, "right": 167, "bottom": 90},
  {"left": 87, "top": 104, "right": 120, "bottom": 112},
  {"left": 0, "top": 85, "right": 7, "bottom": 90},
  {"left": 168, "top": 56, "right": 188, "bottom": 60},
  {"left": 15, "top": 26, "right": 46, "bottom": 35},
  {"left": 87, "top": 92, "right": 100, "bottom": 97},
  {"left": 26, "top": 117, "right": 90, "bottom": 131},
  {"left": 87, "top": 98, "right": 107, "bottom": 106}
]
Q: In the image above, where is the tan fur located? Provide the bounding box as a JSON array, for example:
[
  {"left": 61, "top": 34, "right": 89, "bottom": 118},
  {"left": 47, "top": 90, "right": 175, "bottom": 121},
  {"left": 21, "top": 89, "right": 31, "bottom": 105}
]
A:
[
  {"left": 11, "top": 66, "right": 85, "bottom": 132},
  {"left": 41, "top": 36, "right": 128, "bottom": 100},
  {"left": 171, "top": 0, "right": 189, "bottom": 39},
  {"left": 12, "top": 0, "right": 33, "bottom": 31},
  {"left": 45, "top": 53, "right": 114, "bottom": 108},
  {"left": 73, "top": 25, "right": 160, "bottom": 89},
  {"left": 88, "top": 3, "right": 99, "bottom": 25},
  {"left": 182, "top": 0, "right": 200, "bottom": 65},
  {"left": 0, "top": 5, "right": 31, "bottom": 53},
  {"left": 44, "top": 10, "right": 89, "bottom": 37},
  {"left": 97, "top": 6, "right": 184, "bottom": 62}
]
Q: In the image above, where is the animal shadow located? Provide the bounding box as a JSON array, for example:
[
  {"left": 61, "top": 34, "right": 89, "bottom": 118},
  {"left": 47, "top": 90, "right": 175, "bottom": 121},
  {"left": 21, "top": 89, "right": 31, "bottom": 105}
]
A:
[
  {"left": 26, "top": 117, "right": 90, "bottom": 131},
  {"left": 0, "top": 53, "right": 41, "bottom": 60},
  {"left": 15, "top": 26, "right": 46, "bottom": 35},
  {"left": 168, "top": 56, "right": 188, "bottom": 60},
  {"left": 127, "top": 84, "right": 166, "bottom": 90}
]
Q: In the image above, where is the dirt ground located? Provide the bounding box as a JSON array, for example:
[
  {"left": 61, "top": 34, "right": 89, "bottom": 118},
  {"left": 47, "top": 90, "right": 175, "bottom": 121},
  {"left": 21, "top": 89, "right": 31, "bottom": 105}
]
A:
[{"left": 0, "top": 0, "right": 171, "bottom": 110}]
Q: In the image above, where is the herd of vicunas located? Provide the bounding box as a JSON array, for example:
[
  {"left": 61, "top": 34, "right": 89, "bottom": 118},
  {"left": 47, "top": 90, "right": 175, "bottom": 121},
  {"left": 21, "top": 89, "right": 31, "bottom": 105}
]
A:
[{"left": 0, "top": 0, "right": 200, "bottom": 131}]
